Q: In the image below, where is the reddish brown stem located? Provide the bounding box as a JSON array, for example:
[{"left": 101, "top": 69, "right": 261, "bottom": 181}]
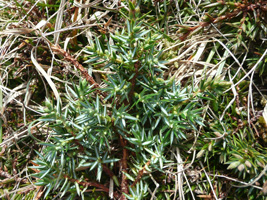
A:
[
  {"left": 131, "top": 155, "right": 155, "bottom": 188},
  {"left": 51, "top": 45, "right": 106, "bottom": 97},
  {"left": 63, "top": 174, "right": 120, "bottom": 199},
  {"left": 102, "top": 164, "right": 115, "bottom": 178},
  {"left": 128, "top": 61, "right": 140, "bottom": 104},
  {"left": 180, "top": 1, "right": 267, "bottom": 41},
  {"left": 119, "top": 135, "right": 129, "bottom": 200},
  {"left": 0, "top": 169, "right": 28, "bottom": 184},
  {"left": 68, "top": 130, "right": 84, "bottom": 152},
  {"left": 51, "top": 45, "right": 98, "bottom": 86}
]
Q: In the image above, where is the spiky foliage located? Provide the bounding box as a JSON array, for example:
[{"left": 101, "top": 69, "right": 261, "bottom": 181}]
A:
[
  {"left": 0, "top": 0, "right": 267, "bottom": 199},
  {"left": 30, "top": 3, "right": 207, "bottom": 198}
]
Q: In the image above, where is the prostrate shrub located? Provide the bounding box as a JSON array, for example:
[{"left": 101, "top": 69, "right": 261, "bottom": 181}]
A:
[
  {"left": 1, "top": 0, "right": 267, "bottom": 199},
  {"left": 30, "top": 1, "right": 207, "bottom": 199}
]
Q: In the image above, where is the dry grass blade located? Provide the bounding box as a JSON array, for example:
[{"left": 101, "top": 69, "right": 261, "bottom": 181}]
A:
[
  {"left": 54, "top": 0, "right": 66, "bottom": 45},
  {"left": 1, "top": 83, "right": 26, "bottom": 108},
  {"left": 200, "top": 161, "right": 219, "bottom": 200},
  {"left": 31, "top": 49, "right": 61, "bottom": 103},
  {"left": 0, "top": 121, "right": 44, "bottom": 147},
  {"left": 176, "top": 147, "right": 185, "bottom": 200},
  {"left": 0, "top": 28, "right": 34, "bottom": 35},
  {"left": 42, "top": 23, "right": 102, "bottom": 37},
  {"left": 74, "top": 0, "right": 103, "bottom": 8}
]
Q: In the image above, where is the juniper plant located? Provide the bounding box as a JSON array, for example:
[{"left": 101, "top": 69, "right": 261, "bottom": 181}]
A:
[
  {"left": 0, "top": 0, "right": 267, "bottom": 199},
  {"left": 30, "top": 1, "right": 206, "bottom": 199}
]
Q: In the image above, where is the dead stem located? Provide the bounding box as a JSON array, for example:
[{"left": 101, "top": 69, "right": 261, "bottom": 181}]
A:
[
  {"left": 119, "top": 134, "right": 129, "bottom": 200},
  {"left": 50, "top": 44, "right": 106, "bottom": 98}
]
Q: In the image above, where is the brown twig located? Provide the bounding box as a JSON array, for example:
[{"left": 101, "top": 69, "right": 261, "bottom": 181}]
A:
[
  {"left": 51, "top": 44, "right": 99, "bottom": 87},
  {"left": 0, "top": 169, "right": 28, "bottom": 184},
  {"left": 102, "top": 163, "right": 119, "bottom": 187},
  {"left": 178, "top": 1, "right": 267, "bottom": 41},
  {"left": 67, "top": 129, "right": 84, "bottom": 152},
  {"left": 50, "top": 44, "right": 106, "bottom": 98},
  {"left": 62, "top": 173, "right": 120, "bottom": 199},
  {"left": 128, "top": 61, "right": 140, "bottom": 104},
  {"left": 102, "top": 164, "right": 115, "bottom": 178},
  {"left": 119, "top": 134, "right": 129, "bottom": 200},
  {"left": 131, "top": 155, "right": 155, "bottom": 188}
]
